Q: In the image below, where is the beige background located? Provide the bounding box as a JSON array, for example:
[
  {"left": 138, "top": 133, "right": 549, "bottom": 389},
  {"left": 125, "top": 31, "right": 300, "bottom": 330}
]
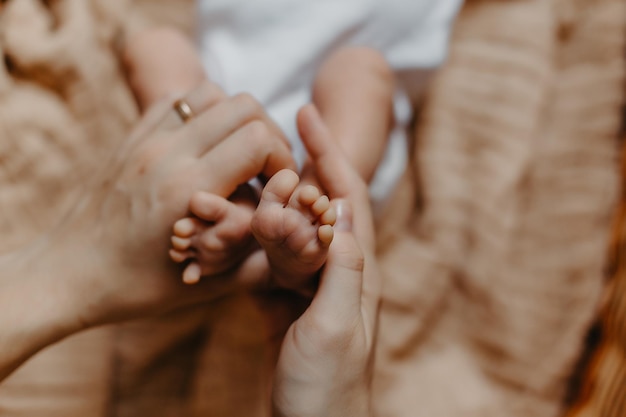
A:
[{"left": 0, "top": 0, "right": 623, "bottom": 416}]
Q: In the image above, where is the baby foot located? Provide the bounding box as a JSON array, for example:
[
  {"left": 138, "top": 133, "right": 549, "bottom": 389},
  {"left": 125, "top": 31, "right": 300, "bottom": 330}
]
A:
[
  {"left": 251, "top": 169, "right": 336, "bottom": 294},
  {"left": 169, "top": 191, "right": 256, "bottom": 284}
]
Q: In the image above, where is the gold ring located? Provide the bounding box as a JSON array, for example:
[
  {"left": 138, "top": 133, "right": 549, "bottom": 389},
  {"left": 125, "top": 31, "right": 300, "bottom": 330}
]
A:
[{"left": 173, "top": 99, "right": 194, "bottom": 123}]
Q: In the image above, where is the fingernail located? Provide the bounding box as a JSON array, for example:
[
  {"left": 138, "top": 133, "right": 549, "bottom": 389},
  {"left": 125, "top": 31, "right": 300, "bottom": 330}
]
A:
[{"left": 334, "top": 199, "right": 353, "bottom": 232}]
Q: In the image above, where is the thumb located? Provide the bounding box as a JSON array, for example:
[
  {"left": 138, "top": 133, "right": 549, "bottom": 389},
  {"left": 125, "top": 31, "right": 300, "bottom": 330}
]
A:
[
  {"left": 306, "top": 200, "right": 364, "bottom": 325},
  {"left": 296, "top": 104, "right": 354, "bottom": 199}
]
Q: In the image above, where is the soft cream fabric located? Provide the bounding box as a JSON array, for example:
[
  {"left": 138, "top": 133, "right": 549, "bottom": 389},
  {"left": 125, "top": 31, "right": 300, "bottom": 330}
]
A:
[{"left": 0, "top": 0, "right": 623, "bottom": 416}]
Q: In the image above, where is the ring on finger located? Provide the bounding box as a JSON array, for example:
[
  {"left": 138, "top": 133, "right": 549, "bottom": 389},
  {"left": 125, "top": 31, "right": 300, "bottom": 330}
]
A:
[{"left": 172, "top": 98, "right": 194, "bottom": 123}]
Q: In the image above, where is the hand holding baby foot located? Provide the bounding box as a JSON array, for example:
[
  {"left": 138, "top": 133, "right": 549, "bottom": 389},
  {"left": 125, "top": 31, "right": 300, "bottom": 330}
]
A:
[
  {"left": 271, "top": 105, "right": 381, "bottom": 417},
  {"left": 251, "top": 169, "right": 336, "bottom": 296},
  {"left": 272, "top": 201, "right": 373, "bottom": 417},
  {"left": 44, "top": 83, "right": 295, "bottom": 326},
  {"left": 0, "top": 83, "right": 299, "bottom": 383}
]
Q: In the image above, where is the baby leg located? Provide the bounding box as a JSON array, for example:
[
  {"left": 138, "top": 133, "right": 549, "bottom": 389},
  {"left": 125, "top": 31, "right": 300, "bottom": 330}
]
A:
[
  {"left": 121, "top": 27, "right": 207, "bottom": 110},
  {"left": 170, "top": 189, "right": 256, "bottom": 284},
  {"left": 251, "top": 169, "right": 336, "bottom": 294},
  {"left": 312, "top": 47, "right": 394, "bottom": 182}
]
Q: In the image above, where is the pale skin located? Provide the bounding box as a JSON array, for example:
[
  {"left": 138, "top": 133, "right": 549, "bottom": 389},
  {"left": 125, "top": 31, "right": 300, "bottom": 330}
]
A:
[
  {"left": 0, "top": 81, "right": 297, "bottom": 381},
  {"left": 0, "top": 89, "right": 380, "bottom": 417},
  {"left": 271, "top": 104, "right": 380, "bottom": 417},
  {"left": 123, "top": 28, "right": 394, "bottom": 291},
  {"left": 170, "top": 171, "right": 337, "bottom": 287},
  {"left": 120, "top": 28, "right": 383, "bottom": 415}
]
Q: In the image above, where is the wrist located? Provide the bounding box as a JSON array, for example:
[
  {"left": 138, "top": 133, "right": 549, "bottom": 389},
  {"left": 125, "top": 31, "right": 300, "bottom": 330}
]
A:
[{"left": 0, "top": 234, "right": 92, "bottom": 381}]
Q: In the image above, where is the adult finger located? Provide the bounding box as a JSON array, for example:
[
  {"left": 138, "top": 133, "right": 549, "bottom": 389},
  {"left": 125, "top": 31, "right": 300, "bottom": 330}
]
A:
[
  {"left": 121, "top": 82, "right": 228, "bottom": 155},
  {"left": 296, "top": 104, "right": 374, "bottom": 247},
  {"left": 197, "top": 120, "right": 296, "bottom": 197},
  {"left": 306, "top": 200, "right": 364, "bottom": 326},
  {"left": 183, "top": 92, "right": 291, "bottom": 157},
  {"left": 323, "top": 201, "right": 379, "bottom": 348},
  {"left": 297, "top": 105, "right": 381, "bottom": 340},
  {"left": 161, "top": 81, "right": 228, "bottom": 129},
  {"left": 296, "top": 104, "right": 365, "bottom": 199}
]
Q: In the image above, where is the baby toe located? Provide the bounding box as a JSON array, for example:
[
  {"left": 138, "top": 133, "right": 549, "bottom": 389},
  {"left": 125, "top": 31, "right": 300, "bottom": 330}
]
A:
[
  {"left": 190, "top": 192, "right": 231, "bottom": 222},
  {"left": 261, "top": 169, "right": 300, "bottom": 207},
  {"left": 182, "top": 262, "right": 202, "bottom": 285},
  {"left": 295, "top": 185, "right": 321, "bottom": 207},
  {"left": 319, "top": 205, "right": 337, "bottom": 226},
  {"left": 317, "top": 224, "right": 334, "bottom": 246},
  {"left": 311, "top": 195, "right": 330, "bottom": 217},
  {"left": 171, "top": 235, "right": 192, "bottom": 251},
  {"left": 169, "top": 248, "right": 193, "bottom": 263},
  {"left": 173, "top": 218, "right": 197, "bottom": 237}
]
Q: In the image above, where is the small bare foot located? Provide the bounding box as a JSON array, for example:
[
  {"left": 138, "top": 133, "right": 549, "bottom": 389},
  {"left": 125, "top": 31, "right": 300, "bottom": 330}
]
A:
[
  {"left": 169, "top": 190, "right": 256, "bottom": 284},
  {"left": 251, "top": 169, "right": 336, "bottom": 294}
]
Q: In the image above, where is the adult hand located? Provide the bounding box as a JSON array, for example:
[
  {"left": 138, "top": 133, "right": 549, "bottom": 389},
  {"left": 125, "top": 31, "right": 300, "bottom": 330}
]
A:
[
  {"left": 272, "top": 105, "right": 381, "bottom": 417},
  {"left": 0, "top": 82, "right": 295, "bottom": 380}
]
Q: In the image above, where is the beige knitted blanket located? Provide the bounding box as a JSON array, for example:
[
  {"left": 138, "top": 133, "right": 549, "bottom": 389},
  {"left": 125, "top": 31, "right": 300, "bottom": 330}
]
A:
[
  {"left": 0, "top": 0, "right": 623, "bottom": 416},
  {"left": 374, "top": 1, "right": 624, "bottom": 416}
]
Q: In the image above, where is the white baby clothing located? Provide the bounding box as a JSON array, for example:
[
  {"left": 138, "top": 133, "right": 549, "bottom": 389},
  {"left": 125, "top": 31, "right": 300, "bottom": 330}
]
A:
[{"left": 196, "top": 0, "right": 463, "bottom": 208}]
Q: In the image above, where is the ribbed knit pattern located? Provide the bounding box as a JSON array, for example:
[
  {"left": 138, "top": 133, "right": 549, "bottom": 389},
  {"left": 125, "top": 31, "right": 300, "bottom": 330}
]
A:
[{"left": 374, "top": 1, "right": 625, "bottom": 416}]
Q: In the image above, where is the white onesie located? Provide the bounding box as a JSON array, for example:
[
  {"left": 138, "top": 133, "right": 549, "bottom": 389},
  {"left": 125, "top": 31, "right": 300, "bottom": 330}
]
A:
[{"left": 196, "top": 0, "right": 462, "bottom": 210}]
